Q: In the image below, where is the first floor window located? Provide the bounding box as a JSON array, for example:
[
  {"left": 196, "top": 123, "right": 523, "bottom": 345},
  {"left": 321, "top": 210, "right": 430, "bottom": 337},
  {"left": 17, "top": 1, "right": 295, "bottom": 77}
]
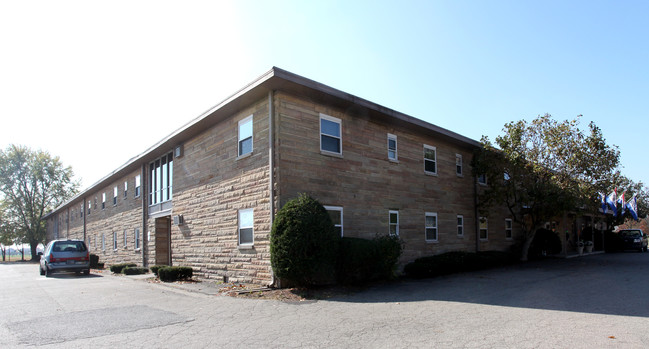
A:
[
  {"left": 113, "top": 232, "right": 118, "bottom": 250},
  {"left": 505, "top": 219, "right": 513, "bottom": 239},
  {"left": 478, "top": 173, "right": 487, "bottom": 185},
  {"left": 389, "top": 210, "right": 399, "bottom": 236},
  {"left": 457, "top": 215, "right": 464, "bottom": 237},
  {"left": 238, "top": 208, "right": 254, "bottom": 246},
  {"left": 324, "top": 206, "right": 343, "bottom": 237},
  {"left": 134, "top": 228, "right": 140, "bottom": 250},
  {"left": 101, "top": 234, "right": 105, "bottom": 251},
  {"left": 479, "top": 217, "right": 488, "bottom": 240},
  {"left": 425, "top": 212, "right": 438, "bottom": 241},
  {"left": 123, "top": 229, "right": 128, "bottom": 248},
  {"left": 424, "top": 145, "right": 437, "bottom": 174},
  {"left": 320, "top": 113, "right": 342, "bottom": 154},
  {"left": 238, "top": 115, "right": 253, "bottom": 156}
]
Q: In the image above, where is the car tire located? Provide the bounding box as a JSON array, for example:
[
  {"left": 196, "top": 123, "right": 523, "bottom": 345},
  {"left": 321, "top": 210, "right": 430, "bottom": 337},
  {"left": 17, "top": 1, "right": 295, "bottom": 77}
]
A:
[
  {"left": 45, "top": 267, "right": 52, "bottom": 277},
  {"left": 83, "top": 269, "right": 90, "bottom": 276},
  {"left": 39, "top": 266, "right": 45, "bottom": 276}
]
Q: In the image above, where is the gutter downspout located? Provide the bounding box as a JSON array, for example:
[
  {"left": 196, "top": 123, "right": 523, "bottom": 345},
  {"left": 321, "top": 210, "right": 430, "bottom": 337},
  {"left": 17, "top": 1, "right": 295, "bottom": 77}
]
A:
[
  {"left": 473, "top": 175, "right": 480, "bottom": 253},
  {"left": 142, "top": 163, "right": 149, "bottom": 267},
  {"left": 268, "top": 90, "right": 276, "bottom": 288}
]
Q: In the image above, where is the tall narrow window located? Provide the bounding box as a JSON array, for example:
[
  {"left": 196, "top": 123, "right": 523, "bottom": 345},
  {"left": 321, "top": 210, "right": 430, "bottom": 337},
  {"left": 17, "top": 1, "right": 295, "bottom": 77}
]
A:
[
  {"left": 324, "top": 206, "right": 343, "bottom": 237},
  {"left": 457, "top": 215, "right": 464, "bottom": 237},
  {"left": 238, "top": 115, "right": 253, "bottom": 157},
  {"left": 134, "top": 228, "right": 140, "bottom": 250},
  {"left": 238, "top": 208, "right": 254, "bottom": 246},
  {"left": 389, "top": 210, "right": 399, "bottom": 236},
  {"left": 424, "top": 145, "right": 437, "bottom": 175},
  {"left": 113, "top": 232, "right": 118, "bottom": 251},
  {"left": 124, "top": 181, "right": 128, "bottom": 198},
  {"left": 87, "top": 201, "right": 91, "bottom": 215},
  {"left": 387, "top": 133, "right": 397, "bottom": 161},
  {"left": 456, "top": 154, "right": 463, "bottom": 176},
  {"left": 113, "top": 186, "right": 118, "bottom": 205},
  {"left": 149, "top": 152, "right": 173, "bottom": 206},
  {"left": 320, "top": 114, "right": 342, "bottom": 155},
  {"left": 101, "top": 234, "right": 105, "bottom": 251},
  {"left": 102, "top": 193, "right": 106, "bottom": 209},
  {"left": 505, "top": 219, "right": 513, "bottom": 239},
  {"left": 478, "top": 173, "right": 487, "bottom": 185},
  {"left": 135, "top": 175, "right": 141, "bottom": 197},
  {"left": 479, "top": 217, "right": 489, "bottom": 240},
  {"left": 425, "top": 212, "right": 438, "bottom": 242}
]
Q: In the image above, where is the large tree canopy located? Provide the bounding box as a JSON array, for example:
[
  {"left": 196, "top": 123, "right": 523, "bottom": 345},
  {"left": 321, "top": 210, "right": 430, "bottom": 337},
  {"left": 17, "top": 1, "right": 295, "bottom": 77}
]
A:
[
  {"left": 0, "top": 145, "right": 79, "bottom": 260},
  {"left": 473, "top": 114, "right": 622, "bottom": 261}
]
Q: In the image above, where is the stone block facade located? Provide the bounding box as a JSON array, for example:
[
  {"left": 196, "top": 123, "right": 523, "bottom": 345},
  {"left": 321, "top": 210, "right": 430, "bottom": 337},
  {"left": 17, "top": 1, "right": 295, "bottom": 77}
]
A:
[{"left": 44, "top": 67, "right": 520, "bottom": 285}]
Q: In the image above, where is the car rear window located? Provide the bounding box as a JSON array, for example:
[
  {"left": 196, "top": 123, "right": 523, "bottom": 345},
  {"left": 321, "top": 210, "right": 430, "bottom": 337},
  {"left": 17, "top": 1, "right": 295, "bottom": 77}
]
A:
[
  {"left": 620, "top": 230, "right": 642, "bottom": 238},
  {"left": 52, "top": 241, "right": 87, "bottom": 252}
]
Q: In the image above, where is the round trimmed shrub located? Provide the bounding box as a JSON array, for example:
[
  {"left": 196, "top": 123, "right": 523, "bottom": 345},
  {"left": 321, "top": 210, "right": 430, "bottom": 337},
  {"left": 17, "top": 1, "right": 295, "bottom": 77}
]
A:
[
  {"left": 122, "top": 266, "right": 149, "bottom": 275},
  {"left": 270, "top": 194, "right": 340, "bottom": 286}
]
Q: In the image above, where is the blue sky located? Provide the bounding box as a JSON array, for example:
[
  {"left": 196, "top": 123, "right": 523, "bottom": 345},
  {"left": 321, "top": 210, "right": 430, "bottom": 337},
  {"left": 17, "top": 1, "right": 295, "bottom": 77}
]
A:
[{"left": 1, "top": 0, "right": 647, "bottom": 190}]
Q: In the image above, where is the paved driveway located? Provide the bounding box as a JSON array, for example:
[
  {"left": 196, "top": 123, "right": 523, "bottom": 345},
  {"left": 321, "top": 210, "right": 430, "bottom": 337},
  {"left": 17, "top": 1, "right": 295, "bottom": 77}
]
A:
[{"left": 1, "top": 253, "right": 648, "bottom": 348}]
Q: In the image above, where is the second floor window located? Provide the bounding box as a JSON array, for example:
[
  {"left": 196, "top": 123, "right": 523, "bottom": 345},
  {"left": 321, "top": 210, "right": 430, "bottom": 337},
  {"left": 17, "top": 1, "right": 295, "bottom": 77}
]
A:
[
  {"left": 320, "top": 114, "right": 342, "bottom": 155},
  {"left": 149, "top": 152, "right": 173, "bottom": 205},
  {"left": 424, "top": 145, "right": 437, "bottom": 175},
  {"left": 135, "top": 175, "right": 141, "bottom": 197},
  {"left": 238, "top": 115, "right": 253, "bottom": 157}
]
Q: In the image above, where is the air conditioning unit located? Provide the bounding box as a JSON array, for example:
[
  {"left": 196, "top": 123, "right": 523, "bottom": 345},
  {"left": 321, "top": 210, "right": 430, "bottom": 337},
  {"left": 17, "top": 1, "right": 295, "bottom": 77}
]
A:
[{"left": 173, "top": 214, "right": 184, "bottom": 226}]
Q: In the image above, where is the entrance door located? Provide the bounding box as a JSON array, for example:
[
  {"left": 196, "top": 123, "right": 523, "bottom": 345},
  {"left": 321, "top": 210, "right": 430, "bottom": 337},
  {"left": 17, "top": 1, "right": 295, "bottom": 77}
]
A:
[{"left": 155, "top": 217, "right": 171, "bottom": 266}]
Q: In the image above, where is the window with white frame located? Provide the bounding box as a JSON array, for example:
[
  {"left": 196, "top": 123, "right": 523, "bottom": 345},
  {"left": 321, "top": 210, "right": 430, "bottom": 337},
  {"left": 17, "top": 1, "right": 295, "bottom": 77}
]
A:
[
  {"left": 80, "top": 204, "right": 83, "bottom": 218},
  {"left": 135, "top": 175, "right": 141, "bottom": 197},
  {"left": 134, "top": 228, "right": 140, "bottom": 250},
  {"left": 320, "top": 114, "right": 342, "bottom": 155},
  {"left": 238, "top": 208, "right": 254, "bottom": 246},
  {"left": 238, "top": 115, "right": 253, "bottom": 157},
  {"left": 425, "top": 212, "right": 438, "bottom": 242},
  {"left": 479, "top": 217, "right": 488, "bottom": 240},
  {"left": 102, "top": 193, "right": 106, "bottom": 209},
  {"left": 124, "top": 181, "right": 128, "bottom": 198},
  {"left": 123, "top": 229, "right": 128, "bottom": 248},
  {"left": 113, "top": 186, "right": 118, "bottom": 206},
  {"left": 87, "top": 201, "right": 91, "bottom": 215},
  {"left": 389, "top": 210, "right": 399, "bottom": 236},
  {"left": 149, "top": 152, "right": 173, "bottom": 205},
  {"left": 505, "top": 219, "right": 513, "bottom": 239},
  {"left": 94, "top": 234, "right": 98, "bottom": 250},
  {"left": 101, "top": 234, "right": 105, "bottom": 251},
  {"left": 113, "top": 232, "right": 118, "bottom": 250},
  {"left": 388, "top": 133, "right": 397, "bottom": 161},
  {"left": 457, "top": 215, "right": 464, "bottom": 237},
  {"left": 324, "top": 206, "right": 343, "bottom": 237},
  {"left": 424, "top": 145, "right": 437, "bottom": 174},
  {"left": 456, "top": 154, "right": 463, "bottom": 176}
]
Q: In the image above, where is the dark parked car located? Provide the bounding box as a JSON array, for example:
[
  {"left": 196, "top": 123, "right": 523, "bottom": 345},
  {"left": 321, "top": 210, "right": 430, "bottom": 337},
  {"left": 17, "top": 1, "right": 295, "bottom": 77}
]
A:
[
  {"left": 618, "top": 229, "right": 648, "bottom": 252},
  {"left": 39, "top": 239, "right": 90, "bottom": 276}
]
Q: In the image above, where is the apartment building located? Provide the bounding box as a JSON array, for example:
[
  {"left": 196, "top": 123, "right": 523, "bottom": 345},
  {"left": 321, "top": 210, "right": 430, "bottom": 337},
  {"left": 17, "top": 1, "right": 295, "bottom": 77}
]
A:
[{"left": 44, "top": 67, "right": 519, "bottom": 285}]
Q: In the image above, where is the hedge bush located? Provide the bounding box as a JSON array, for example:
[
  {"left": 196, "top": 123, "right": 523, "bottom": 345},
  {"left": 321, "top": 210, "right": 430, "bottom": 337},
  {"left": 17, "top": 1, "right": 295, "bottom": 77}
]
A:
[
  {"left": 528, "top": 228, "right": 562, "bottom": 259},
  {"left": 157, "top": 266, "right": 193, "bottom": 282},
  {"left": 270, "top": 194, "right": 340, "bottom": 286},
  {"left": 89, "top": 254, "right": 100, "bottom": 268},
  {"left": 337, "top": 235, "right": 403, "bottom": 285},
  {"left": 150, "top": 265, "right": 165, "bottom": 276},
  {"left": 110, "top": 263, "right": 137, "bottom": 274},
  {"left": 404, "top": 251, "right": 516, "bottom": 279},
  {"left": 122, "top": 266, "right": 149, "bottom": 275}
]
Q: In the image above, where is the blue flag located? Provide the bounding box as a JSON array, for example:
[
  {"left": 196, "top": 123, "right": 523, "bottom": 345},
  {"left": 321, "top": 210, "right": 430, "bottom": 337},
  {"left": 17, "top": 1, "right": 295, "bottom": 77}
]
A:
[
  {"left": 606, "top": 189, "right": 617, "bottom": 216},
  {"left": 626, "top": 194, "right": 639, "bottom": 221}
]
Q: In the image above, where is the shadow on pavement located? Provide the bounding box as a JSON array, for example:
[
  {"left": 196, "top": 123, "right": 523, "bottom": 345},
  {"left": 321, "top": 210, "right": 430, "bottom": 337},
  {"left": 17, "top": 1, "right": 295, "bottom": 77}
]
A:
[{"left": 333, "top": 252, "right": 649, "bottom": 318}]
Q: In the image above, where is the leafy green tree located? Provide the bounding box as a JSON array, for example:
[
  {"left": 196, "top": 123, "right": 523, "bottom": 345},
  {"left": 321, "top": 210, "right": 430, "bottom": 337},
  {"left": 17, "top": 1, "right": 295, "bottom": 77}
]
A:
[
  {"left": 0, "top": 145, "right": 79, "bottom": 260},
  {"left": 0, "top": 202, "right": 16, "bottom": 261},
  {"left": 473, "top": 115, "right": 620, "bottom": 261}
]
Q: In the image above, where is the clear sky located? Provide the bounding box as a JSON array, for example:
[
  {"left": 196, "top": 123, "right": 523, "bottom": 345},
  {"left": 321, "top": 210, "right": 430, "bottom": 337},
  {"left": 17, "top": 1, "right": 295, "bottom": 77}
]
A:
[{"left": 1, "top": 0, "right": 647, "bottom": 191}]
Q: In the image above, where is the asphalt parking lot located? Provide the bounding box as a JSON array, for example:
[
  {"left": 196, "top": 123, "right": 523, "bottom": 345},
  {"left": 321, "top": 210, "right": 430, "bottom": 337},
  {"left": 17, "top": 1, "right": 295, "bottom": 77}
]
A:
[{"left": 1, "top": 252, "right": 649, "bottom": 348}]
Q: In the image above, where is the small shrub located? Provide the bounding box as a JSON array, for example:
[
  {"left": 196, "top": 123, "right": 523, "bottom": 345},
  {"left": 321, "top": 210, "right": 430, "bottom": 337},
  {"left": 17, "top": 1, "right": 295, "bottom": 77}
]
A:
[
  {"left": 97, "top": 262, "right": 105, "bottom": 269},
  {"left": 270, "top": 194, "right": 340, "bottom": 286},
  {"left": 528, "top": 229, "right": 562, "bottom": 259},
  {"left": 110, "top": 263, "right": 137, "bottom": 274},
  {"left": 89, "top": 254, "right": 100, "bottom": 268},
  {"left": 123, "top": 266, "right": 149, "bottom": 275},
  {"left": 404, "top": 251, "right": 516, "bottom": 279},
  {"left": 158, "top": 266, "right": 193, "bottom": 282},
  {"left": 337, "top": 235, "right": 403, "bottom": 285},
  {"left": 150, "top": 265, "right": 165, "bottom": 276}
]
